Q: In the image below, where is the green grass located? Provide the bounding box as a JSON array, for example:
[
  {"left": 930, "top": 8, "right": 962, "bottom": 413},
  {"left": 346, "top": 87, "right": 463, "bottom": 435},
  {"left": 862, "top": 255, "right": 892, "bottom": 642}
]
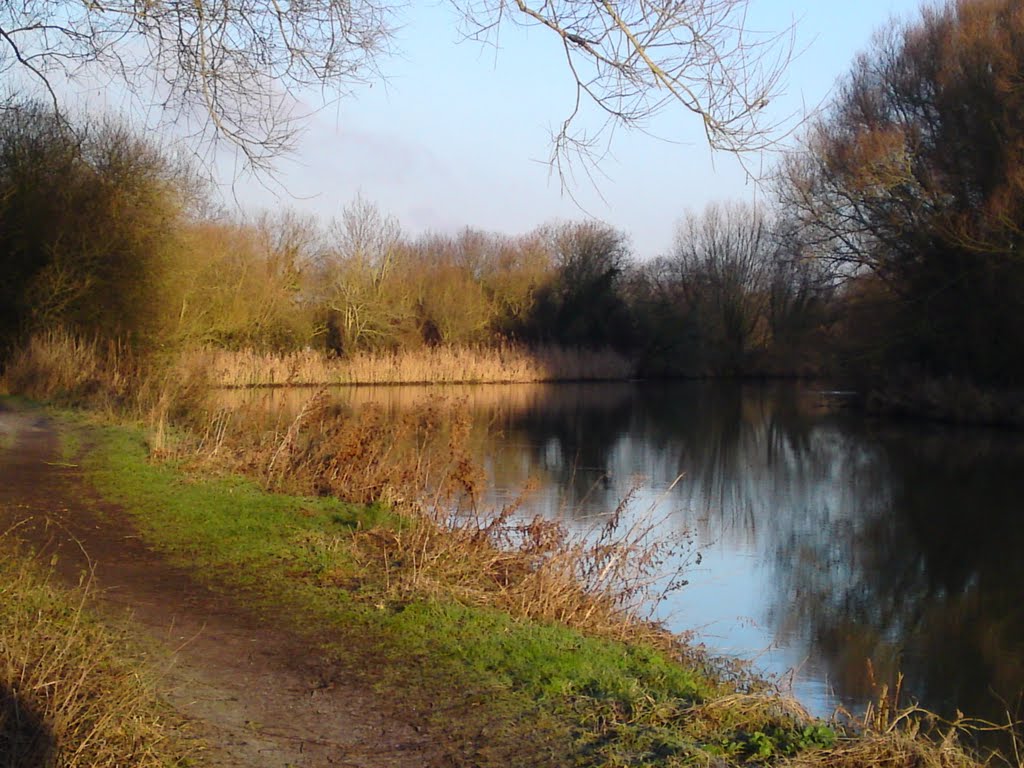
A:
[{"left": 64, "top": 419, "right": 737, "bottom": 764}]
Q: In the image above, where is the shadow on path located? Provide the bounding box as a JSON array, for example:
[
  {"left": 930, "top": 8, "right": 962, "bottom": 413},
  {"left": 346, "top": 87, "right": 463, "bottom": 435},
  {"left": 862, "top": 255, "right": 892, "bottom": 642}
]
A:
[{"left": 0, "top": 683, "right": 55, "bottom": 768}]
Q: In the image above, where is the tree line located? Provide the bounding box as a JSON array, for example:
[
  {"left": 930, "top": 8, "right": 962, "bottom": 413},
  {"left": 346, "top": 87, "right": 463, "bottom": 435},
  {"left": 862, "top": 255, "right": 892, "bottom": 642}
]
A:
[
  {"left": 3, "top": 0, "right": 1023, "bottom": 407},
  {"left": 0, "top": 104, "right": 832, "bottom": 377}
]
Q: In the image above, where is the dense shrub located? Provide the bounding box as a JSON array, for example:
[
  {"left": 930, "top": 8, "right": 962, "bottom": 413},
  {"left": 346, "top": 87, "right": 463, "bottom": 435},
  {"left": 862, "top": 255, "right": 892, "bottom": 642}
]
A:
[
  {"left": 0, "top": 102, "right": 191, "bottom": 355},
  {"left": 780, "top": 0, "right": 1024, "bottom": 387}
]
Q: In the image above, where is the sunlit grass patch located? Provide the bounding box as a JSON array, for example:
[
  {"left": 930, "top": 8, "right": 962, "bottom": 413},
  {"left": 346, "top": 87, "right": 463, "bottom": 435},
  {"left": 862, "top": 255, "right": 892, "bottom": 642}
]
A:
[{"left": 0, "top": 539, "right": 186, "bottom": 768}]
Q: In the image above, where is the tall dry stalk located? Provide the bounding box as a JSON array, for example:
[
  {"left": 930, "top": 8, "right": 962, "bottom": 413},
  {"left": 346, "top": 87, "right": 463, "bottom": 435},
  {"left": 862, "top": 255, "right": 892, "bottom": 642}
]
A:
[
  {"left": 1, "top": 330, "right": 211, "bottom": 435},
  {"left": 350, "top": 474, "right": 698, "bottom": 642},
  {"left": 2, "top": 330, "right": 142, "bottom": 407}
]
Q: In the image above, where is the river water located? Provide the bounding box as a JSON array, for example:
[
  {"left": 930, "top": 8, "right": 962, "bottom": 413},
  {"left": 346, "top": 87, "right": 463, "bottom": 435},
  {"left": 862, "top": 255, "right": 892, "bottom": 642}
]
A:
[{"left": 218, "top": 380, "right": 1024, "bottom": 725}]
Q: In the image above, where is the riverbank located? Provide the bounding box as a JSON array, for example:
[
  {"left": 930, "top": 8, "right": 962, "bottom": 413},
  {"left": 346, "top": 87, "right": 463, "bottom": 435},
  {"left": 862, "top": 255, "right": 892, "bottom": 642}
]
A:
[
  {"left": 0, "top": 397, "right": 1011, "bottom": 766},
  {"left": 62, "top": 407, "right": 749, "bottom": 765},
  {"left": 864, "top": 375, "right": 1024, "bottom": 429},
  {"left": 0, "top": 404, "right": 572, "bottom": 766}
]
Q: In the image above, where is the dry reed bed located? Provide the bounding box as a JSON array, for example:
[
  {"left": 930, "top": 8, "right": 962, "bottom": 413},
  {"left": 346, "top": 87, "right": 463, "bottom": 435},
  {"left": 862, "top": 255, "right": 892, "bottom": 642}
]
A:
[
  {"left": 207, "top": 379, "right": 635, "bottom": 424},
  {"left": 2, "top": 332, "right": 144, "bottom": 407},
  {"left": 1, "top": 330, "right": 209, "bottom": 426},
  {"left": 181, "top": 344, "right": 634, "bottom": 387}
]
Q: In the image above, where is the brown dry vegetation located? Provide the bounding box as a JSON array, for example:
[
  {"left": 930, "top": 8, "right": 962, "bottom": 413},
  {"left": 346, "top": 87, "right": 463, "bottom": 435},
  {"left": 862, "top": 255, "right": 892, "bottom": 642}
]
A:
[
  {"left": 184, "top": 343, "right": 634, "bottom": 387},
  {"left": 349, "top": 489, "right": 690, "bottom": 641},
  {"left": 162, "top": 389, "right": 687, "bottom": 643},
  {"left": 2, "top": 330, "right": 209, "bottom": 425},
  {"left": 0, "top": 540, "right": 184, "bottom": 768}
]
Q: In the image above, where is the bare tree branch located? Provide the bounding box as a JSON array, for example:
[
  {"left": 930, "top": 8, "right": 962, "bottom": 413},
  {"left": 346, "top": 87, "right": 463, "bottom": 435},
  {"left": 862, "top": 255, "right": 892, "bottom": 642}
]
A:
[
  {"left": 0, "top": 0, "right": 395, "bottom": 172},
  {"left": 0, "top": 0, "right": 795, "bottom": 180},
  {"left": 454, "top": 0, "right": 796, "bottom": 184}
]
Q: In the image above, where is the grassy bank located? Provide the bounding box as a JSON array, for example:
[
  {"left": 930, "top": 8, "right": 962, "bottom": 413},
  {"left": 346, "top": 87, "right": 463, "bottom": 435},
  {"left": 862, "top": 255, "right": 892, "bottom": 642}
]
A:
[
  {"left": 0, "top": 538, "right": 186, "bottom": 767},
  {"left": 40, "top": 410, "right": 1003, "bottom": 767},
  {"left": 74, "top": 418, "right": 725, "bottom": 765}
]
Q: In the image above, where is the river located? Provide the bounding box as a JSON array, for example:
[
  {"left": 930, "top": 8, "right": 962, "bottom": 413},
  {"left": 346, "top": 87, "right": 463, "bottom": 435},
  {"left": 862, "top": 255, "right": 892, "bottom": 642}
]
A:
[{"left": 217, "top": 380, "right": 1024, "bottom": 726}]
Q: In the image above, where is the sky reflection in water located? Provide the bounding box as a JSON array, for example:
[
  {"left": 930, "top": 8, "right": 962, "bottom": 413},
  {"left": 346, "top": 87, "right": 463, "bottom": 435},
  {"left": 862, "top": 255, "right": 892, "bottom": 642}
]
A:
[{"left": 219, "top": 381, "right": 1024, "bottom": 726}]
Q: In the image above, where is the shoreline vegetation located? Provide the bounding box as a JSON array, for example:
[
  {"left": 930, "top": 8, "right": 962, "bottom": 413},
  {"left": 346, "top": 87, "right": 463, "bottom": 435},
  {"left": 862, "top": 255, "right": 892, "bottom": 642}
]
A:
[
  {"left": 10, "top": 329, "right": 1024, "bottom": 434},
  {"left": 183, "top": 343, "right": 636, "bottom": 387},
  {"left": 2, "top": 99, "right": 1021, "bottom": 427},
  {"left": 863, "top": 377, "right": 1024, "bottom": 430},
  {"left": 1, "top": 333, "right": 1021, "bottom": 767},
  {"left": 2, "top": 0, "right": 1024, "bottom": 758}
]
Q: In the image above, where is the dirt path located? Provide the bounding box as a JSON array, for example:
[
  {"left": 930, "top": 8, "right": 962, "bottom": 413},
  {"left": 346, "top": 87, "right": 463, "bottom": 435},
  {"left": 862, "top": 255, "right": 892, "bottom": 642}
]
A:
[{"left": 0, "top": 409, "right": 448, "bottom": 767}]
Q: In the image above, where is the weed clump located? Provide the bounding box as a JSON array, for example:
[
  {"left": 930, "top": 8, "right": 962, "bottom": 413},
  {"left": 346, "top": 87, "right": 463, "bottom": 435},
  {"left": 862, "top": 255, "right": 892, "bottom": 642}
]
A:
[{"left": 0, "top": 540, "right": 185, "bottom": 767}]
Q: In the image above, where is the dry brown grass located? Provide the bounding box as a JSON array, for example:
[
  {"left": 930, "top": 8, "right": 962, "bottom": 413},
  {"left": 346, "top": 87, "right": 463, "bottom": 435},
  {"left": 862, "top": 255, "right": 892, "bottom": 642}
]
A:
[
  {"left": 174, "top": 391, "right": 486, "bottom": 508},
  {"left": 0, "top": 537, "right": 184, "bottom": 768},
  {"left": 2, "top": 330, "right": 145, "bottom": 408},
  {"left": 167, "top": 391, "right": 693, "bottom": 644},
  {"left": 795, "top": 723, "right": 989, "bottom": 768},
  {"left": 349, "top": 483, "right": 692, "bottom": 641},
  {"left": 0, "top": 330, "right": 210, "bottom": 450},
  {"left": 182, "top": 343, "right": 634, "bottom": 386},
  {"left": 665, "top": 685, "right": 1021, "bottom": 768},
  {"left": 775, "top": 673, "right": 1021, "bottom": 768},
  {"left": 267, "top": 394, "right": 486, "bottom": 505}
]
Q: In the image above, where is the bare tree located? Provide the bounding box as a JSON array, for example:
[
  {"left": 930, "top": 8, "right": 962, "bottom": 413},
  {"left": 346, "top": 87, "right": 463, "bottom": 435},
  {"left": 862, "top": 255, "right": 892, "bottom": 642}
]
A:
[
  {"left": 456, "top": 0, "right": 794, "bottom": 181},
  {"left": 1, "top": 0, "right": 793, "bottom": 174},
  {"left": 320, "top": 195, "right": 408, "bottom": 352},
  {"left": 669, "top": 201, "right": 774, "bottom": 367},
  {"left": 0, "top": 0, "right": 395, "bottom": 170},
  {"left": 777, "top": 0, "right": 1024, "bottom": 385}
]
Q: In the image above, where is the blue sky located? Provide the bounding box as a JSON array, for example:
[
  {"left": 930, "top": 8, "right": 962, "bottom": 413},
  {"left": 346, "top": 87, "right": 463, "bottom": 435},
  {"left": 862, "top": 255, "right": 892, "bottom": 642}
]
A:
[{"left": 231, "top": 0, "right": 925, "bottom": 260}]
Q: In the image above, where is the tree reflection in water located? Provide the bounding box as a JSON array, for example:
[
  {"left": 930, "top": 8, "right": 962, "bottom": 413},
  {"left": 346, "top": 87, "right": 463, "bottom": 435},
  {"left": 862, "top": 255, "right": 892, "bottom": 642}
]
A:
[
  {"left": 479, "top": 382, "right": 1024, "bottom": 728},
  {"left": 218, "top": 381, "right": 1024, "bottom": 729}
]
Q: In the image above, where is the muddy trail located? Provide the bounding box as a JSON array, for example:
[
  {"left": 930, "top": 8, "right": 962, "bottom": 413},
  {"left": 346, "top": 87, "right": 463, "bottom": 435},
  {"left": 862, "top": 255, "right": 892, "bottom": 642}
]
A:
[{"left": 0, "top": 408, "right": 479, "bottom": 767}]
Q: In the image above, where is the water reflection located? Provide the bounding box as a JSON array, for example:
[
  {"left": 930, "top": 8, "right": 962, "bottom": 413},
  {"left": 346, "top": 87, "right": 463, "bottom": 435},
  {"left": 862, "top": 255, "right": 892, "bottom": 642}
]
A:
[
  {"left": 215, "top": 381, "right": 1024, "bottom": 726},
  {"left": 769, "top": 423, "right": 1024, "bottom": 725}
]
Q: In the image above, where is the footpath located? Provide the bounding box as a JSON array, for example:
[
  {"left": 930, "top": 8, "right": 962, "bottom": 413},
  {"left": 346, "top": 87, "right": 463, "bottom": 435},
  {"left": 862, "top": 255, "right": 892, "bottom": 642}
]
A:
[{"left": 0, "top": 408, "right": 447, "bottom": 767}]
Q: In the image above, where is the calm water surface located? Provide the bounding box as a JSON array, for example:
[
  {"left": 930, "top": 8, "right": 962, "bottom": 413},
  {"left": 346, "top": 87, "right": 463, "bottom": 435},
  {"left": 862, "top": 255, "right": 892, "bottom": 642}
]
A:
[{"left": 222, "top": 381, "right": 1024, "bottom": 724}]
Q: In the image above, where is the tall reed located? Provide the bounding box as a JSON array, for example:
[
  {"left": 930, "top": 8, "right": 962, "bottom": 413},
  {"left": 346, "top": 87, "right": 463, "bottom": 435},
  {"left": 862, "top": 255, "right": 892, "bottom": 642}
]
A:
[
  {"left": 1, "top": 330, "right": 210, "bottom": 441},
  {"left": 181, "top": 343, "right": 634, "bottom": 387},
  {"left": 2, "top": 330, "right": 143, "bottom": 408}
]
